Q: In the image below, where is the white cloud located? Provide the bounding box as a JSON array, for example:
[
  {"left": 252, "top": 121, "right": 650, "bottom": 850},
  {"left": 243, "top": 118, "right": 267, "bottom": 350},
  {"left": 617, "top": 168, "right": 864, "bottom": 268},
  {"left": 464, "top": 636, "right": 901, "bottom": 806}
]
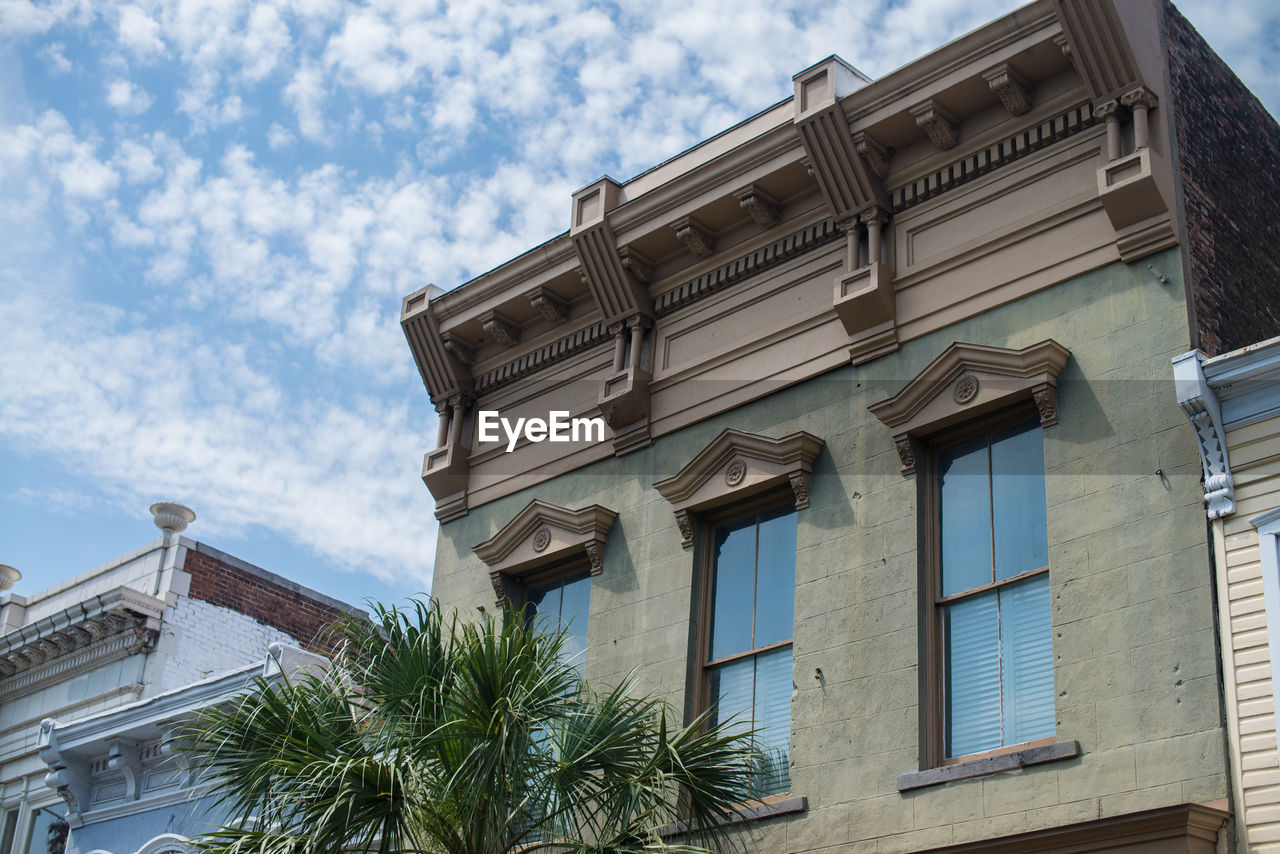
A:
[
  {"left": 0, "top": 291, "right": 435, "bottom": 585},
  {"left": 284, "top": 62, "right": 327, "bottom": 140},
  {"left": 118, "top": 4, "right": 166, "bottom": 58},
  {"left": 267, "top": 122, "right": 295, "bottom": 150},
  {"left": 107, "top": 79, "right": 154, "bottom": 115},
  {"left": 39, "top": 42, "right": 73, "bottom": 73}
]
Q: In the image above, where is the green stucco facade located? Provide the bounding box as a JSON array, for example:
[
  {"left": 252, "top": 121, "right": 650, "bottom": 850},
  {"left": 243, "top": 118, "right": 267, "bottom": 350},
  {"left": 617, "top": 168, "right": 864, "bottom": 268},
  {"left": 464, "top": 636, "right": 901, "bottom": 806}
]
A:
[{"left": 430, "top": 249, "right": 1228, "bottom": 851}]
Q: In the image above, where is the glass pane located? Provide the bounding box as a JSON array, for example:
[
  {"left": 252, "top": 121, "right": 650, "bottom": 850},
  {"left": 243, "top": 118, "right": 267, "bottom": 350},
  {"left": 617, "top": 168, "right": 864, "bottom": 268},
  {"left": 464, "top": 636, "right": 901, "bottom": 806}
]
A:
[
  {"left": 754, "top": 509, "right": 797, "bottom": 648},
  {"left": 710, "top": 520, "right": 756, "bottom": 661},
  {"left": 25, "top": 808, "right": 66, "bottom": 854},
  {"left": 753, "top": 646, "right": 793, "bottom": 796},
  {"left": 709, "top": 656, "right": 754, "bottom": 738},
  {"left": 558, "top": 575, "right": 591, "bottom": 667},
  {"left": 991, "top": 422, "right": 1049, "bottom": 580},
  {"left": 940, "top": 437, "right": 993, "bottom": 596},
  {"left": 1000, "top": 574, "right": 1055, "bottom": 744},
  {"left": 525, "top": 582, "right": 558, "bottom": 625},
  {"left": 945, "top": 591, "right": 1002, "bottom": 757}
]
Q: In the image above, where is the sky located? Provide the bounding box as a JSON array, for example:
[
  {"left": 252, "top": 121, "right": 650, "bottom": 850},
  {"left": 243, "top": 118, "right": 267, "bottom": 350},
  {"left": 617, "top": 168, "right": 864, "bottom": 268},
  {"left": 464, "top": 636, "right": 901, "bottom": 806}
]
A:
[{"left": 1, "top": 0, "right": 1277, "bottom": 611}]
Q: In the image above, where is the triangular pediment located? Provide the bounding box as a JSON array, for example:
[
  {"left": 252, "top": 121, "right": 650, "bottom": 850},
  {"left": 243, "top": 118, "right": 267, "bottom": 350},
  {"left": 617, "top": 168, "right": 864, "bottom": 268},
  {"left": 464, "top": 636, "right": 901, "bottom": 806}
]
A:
[
  {"left": 868, "top": 339, "right": 1070, "bottom": 473},
  {"left": 654, "top": 429, "right": 824, "bottom": 546},
  {"left": 473, "top": 499, "right": 617, "bottom": 578}
]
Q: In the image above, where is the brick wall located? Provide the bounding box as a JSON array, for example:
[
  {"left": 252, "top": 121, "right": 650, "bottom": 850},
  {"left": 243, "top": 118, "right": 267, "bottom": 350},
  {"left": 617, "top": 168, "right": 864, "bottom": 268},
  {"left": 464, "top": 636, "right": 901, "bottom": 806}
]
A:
[
  {"left": 1163, "top": 0, "right": 1280, "bottom": 356},
  {"left": 183, "top": 547, "right": 354, "bottom": 653}
]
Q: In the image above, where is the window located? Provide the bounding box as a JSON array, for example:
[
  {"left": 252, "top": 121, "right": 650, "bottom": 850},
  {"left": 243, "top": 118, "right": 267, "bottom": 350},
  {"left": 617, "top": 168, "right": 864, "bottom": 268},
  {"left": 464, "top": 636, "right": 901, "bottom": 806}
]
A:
[
  {"left": 703, "top": 504, "right": 796, "bottom": 796},
  {"left": 23, "top": 807, "right": 66, "bottom": 854},
  {"left": 932, "top": 417, "right": 1054, "bottom": 760},
  {"left": 525, "top": 569, "right": 592, "bottom": 669}
]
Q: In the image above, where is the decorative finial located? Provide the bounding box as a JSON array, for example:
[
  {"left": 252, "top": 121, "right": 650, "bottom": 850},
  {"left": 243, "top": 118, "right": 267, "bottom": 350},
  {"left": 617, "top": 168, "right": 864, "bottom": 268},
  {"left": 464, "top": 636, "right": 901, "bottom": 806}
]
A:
[{"left": 150, "top": 502, "right": 196, "bottom": 535}]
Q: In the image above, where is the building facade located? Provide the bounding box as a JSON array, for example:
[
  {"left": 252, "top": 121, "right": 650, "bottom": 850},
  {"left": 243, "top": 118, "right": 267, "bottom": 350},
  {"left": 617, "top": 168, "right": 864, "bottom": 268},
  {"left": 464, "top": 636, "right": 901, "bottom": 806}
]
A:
[
  {"left": 1177, "top": 337, "right": 1280, "bottom": 853},
  {"left": 2, "top": 505, "right": 360, "bottom": 854},
  {"left": 403, "top": 0, "right": 1280, "bottom": 850}
]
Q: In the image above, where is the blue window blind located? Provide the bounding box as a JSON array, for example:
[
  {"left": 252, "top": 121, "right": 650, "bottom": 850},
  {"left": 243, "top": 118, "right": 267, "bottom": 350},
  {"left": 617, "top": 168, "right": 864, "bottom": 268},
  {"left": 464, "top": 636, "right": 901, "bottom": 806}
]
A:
[
  {"left": 939, "top": 419, "right": 1053, "bottom": 758},
  {"left": 708, "top": 506, "right": 796, "bottom": 796}
]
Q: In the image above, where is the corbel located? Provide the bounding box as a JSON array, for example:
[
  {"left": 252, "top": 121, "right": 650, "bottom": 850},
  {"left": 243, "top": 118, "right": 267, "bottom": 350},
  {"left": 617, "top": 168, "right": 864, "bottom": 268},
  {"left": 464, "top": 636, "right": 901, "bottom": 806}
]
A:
[
  {"left": 570, "top": 177, "right": 653, "bottom": 325},
  {"left": 853, "top": 131, "right": 890, "bottom": 179},
  {"left": 618, "top": 246, "right": 653, "bottom": 284},
  {"left": 910, "top": 99, "right": 959, "bottom": 151},
  {"left": 441, "top": 331, "right": 474, "bottom": 365},
  {"left": 40, "top": 719, "right": 89, "bottom": 825},
  {"left": 480, "top": 310, "right": 521, "bottom": 348},
  {"left": 982, "top": 63, "right": 1032, "bottom": 117},
  {"left": 734, "top": 185, "right": 781, "bottom": 227},
  {"left": 108, "top": 739, "right": 143, "bottom": 800},
  {"left": 1053, "top": 33, "right": 1073, "bottom": 64},
  {"left": 160, "top": 726, "right": 196, "bottom": 787},
  {"left": 672, "top": 216, "right": 715, "bottom": 258},
  {"left": 524, "top": 286, "right": 569, "bottom": 325},
  {"left": 1173, "top": 351, "right": 1235, "bottom": 519}
]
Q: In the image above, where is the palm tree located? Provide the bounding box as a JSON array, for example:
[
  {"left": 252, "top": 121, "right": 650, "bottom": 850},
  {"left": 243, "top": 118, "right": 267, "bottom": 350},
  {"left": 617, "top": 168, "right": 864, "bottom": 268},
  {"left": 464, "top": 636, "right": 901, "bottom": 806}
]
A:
[{"left": 185, "top": 600, "right": 764, "bottom": 854}]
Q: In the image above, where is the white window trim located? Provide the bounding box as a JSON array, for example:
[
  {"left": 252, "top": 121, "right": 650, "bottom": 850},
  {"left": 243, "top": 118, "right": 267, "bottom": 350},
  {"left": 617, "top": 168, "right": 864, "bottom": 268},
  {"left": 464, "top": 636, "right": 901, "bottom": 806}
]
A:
[{"left": 1252, "top": 506, "right": 1280, "bottom": 757}]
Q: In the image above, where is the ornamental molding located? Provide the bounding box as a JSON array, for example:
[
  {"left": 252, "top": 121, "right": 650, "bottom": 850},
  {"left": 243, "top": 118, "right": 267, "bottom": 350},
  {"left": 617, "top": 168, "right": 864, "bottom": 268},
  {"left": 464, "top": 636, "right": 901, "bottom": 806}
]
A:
[
  {"left": 0, "top": 586, "right": 165, "bottom": 687},
  {"left": 523, "top": 286, "right": 569, "bottom": 325},
  {"left": 983, "top": 63, "right": 1032, "bottom": 116},
  {"left": 869, "top": 340, "right": 1071, "bottom": 474},
  {"left": 473, "top": 500, "right": 618, "bottom": 601},
  {"left": 910, "top": 99, "right": 959, "bottom": 151},
  {"left": 1173, "top": 351, "right": 1235, "bottom": 519},
  {"left": 734, "top": 185, "right": 781, "bottom": 227},
  {"left": 654, "top": 428, "right": 824, "bottom": 547},
  {"left": 672, "top": 215, "right": 715, "bottom": 258}
]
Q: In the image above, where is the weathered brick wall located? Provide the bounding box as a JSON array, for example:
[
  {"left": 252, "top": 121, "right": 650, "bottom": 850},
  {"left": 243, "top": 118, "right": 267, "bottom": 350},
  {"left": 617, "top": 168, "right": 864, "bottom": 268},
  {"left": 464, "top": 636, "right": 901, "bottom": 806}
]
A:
[
  {"left": 1163, "top": 0, "right": 1280, "bottom": 356},
  {"left": 184, "top": 547, "right": 353, "bottom": 653}
]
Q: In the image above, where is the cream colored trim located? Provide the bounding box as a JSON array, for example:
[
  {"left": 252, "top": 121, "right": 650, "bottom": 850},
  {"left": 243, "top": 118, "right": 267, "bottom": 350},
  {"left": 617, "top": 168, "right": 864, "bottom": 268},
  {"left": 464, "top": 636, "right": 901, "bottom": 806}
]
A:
[
  {"left": 653, "top": 429, "right": 823, "bottom": 547},
  {"left": 1211, "top": 517, "right": 1248, "bottom": 854}
]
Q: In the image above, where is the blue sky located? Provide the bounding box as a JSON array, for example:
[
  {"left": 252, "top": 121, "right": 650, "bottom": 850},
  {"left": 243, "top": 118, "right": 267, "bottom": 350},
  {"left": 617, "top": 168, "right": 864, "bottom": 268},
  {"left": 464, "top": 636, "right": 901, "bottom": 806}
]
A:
[{"left": 1, "top": 0, "right": 1277, "bottom": 611}]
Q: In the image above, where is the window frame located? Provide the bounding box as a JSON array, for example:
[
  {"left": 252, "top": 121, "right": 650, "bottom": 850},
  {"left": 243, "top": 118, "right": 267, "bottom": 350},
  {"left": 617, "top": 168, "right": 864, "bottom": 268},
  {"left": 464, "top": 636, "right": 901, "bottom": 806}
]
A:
[
  {"left": 691, "top": 489, "right": 798, "bottom": 796},
  {"left": 918, "top": 400, "right": 1055, "bottom": 768}
]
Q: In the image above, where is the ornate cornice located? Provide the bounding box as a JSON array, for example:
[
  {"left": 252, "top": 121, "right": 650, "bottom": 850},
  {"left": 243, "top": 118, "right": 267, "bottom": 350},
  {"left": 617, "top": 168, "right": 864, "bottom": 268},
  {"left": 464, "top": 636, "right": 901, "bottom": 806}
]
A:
[
  {"left": 869, "top": 340, "right": 1071, "bottom": 474},
  {"left": 473, "top": 500, "right": 618, "bottom": 601},
  {"left": 892, "top": 102, "right": 1097, "bottom": 212},
  {"left": 474, "top": 321, "right": 609, "bottom": 395},
  {"left": 654, "top": 429, "right": 824, "bottom": 547},
  {"left": 0, "top": 587, "right": 164, "bottom": 684}
]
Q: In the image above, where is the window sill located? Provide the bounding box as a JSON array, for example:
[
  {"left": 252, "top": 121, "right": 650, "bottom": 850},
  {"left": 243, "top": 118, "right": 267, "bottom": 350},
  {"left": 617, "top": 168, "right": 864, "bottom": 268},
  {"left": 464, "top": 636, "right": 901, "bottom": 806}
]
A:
[
  {"left": 896, "top": 740, "right": 1079, "bottom": 792},
  {"left": 658, "top": 793, "right": 807, "bottom": 837}
]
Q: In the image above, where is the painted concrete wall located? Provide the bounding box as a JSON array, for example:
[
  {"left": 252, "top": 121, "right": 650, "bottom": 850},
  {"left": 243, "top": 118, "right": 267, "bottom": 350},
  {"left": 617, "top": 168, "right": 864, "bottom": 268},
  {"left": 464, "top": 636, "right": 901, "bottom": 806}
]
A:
[{"left": 430, "top": 248, "right": 1228, "bottom": 851}]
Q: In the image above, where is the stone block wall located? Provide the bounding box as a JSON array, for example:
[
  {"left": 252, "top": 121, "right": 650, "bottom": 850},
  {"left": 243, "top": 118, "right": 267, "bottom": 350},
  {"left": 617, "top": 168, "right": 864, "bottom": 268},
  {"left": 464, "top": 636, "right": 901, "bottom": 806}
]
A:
[{"left": 1163, "top": 0, "right": 1280, "bottom": 356}]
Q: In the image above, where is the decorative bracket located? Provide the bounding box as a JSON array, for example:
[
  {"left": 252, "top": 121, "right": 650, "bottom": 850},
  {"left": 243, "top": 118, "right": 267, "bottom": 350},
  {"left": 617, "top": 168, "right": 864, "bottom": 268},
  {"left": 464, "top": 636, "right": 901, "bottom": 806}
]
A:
[
  {"left": 40, "top": 719, "right": 89, "bottom": 826},
  {"left": 481, "top": 310, "right": 521, "bottom": 348},
  {"left": 983, "top": 63, "right": 1032, "bottom": 116},
  {"left": 735, "top": 185, "right": 781, "bottom": 227},
  {"left": 672, "top": 216, "right": 715, "bottom": 258},
  {"left": 524, "top": 286, "right": 569, "bottom": 325},
  {"left": 441, "top": 331, "right": 474, "bottom": 365},
  {"left": 1173, "top": 351, "right": 1235, "bottom": 519},
  {"left": 852, "top": 131, "right": 890, "bottom": 179},
  {"left": 910, "top": 99, "right": 959, "bottom": 151},
  {"left": 869, "top": 340, "right": 1071, "bottom": 474},
  {"left": 655, "top": 429, "right": 824, "bottom": 547},
  {"left": 108, "top": 739, "right": 143, "bottom": 801},
  {"left": 618, "top": 247, "right": 653, "bottom": 284}
]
